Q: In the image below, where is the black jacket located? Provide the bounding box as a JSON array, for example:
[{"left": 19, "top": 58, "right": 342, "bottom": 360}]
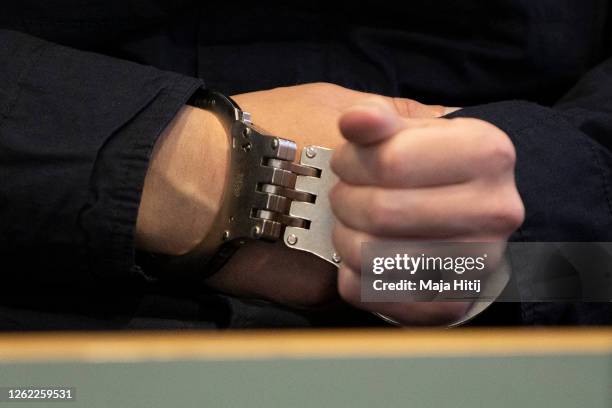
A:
[{"left": 0, "top": 1, "right": 610, "bottom": 329}]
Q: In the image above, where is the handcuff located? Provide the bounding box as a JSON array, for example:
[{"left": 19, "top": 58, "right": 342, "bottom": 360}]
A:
[
  {"left": 152, "top": 88, "right": 342, "bottom": 281},
  {"left": 154, "top": 88, "right": 506, "bottom": 327},
  {"left": 182, "top": 89, "right": 408, "bottom": 326},
  {"left": 150, "top": 89, "right": 493, "bottom": 327}
]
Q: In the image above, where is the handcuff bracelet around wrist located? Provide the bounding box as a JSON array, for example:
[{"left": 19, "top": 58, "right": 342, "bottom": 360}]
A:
[{"left": 157, "top": 88, "right": 341, "bottom": 279}]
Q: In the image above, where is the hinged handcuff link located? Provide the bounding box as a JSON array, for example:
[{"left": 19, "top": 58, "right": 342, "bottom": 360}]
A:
[{"left": 179, "top": 89, "right": 341, "bottom": 270}]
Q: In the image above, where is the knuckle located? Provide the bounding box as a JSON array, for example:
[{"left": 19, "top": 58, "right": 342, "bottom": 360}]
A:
[
  {"left": 306, "top": 81, "right": 344, "bottom": 94},
  {"left": 485, "top": 190, "right": 525, "bottom": 233},
  {"left": 309, "top": 81, "right": 334, "bottom": 89},
  {"left": 476, "top": 125, "right": 516, "bottom": 172},
  {"left": 392, "top": 98, "right": 444, "bottom": 118},
  {"left": 490, "top": 138, "right": 516, "bottom": 171},
  {"left": 391, "top": 97, "right": 419, "bottom": 117},
  {"left": 303, "top": 82, "right": 338, "bottom": 97},
  {"left": 505, "top": 194, "right": 526, "bottom": 230}
]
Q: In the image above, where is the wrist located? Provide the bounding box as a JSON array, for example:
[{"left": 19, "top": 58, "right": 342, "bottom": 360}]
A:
[{"left": 135, "top": 105, "right": 228, "bottom": 255}]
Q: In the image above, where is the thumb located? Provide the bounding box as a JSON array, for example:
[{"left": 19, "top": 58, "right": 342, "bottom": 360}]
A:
[{"left": 338, "top": 97, "right": 407, "bottom": 146}]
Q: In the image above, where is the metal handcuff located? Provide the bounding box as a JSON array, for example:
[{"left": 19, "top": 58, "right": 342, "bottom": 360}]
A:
[
  {"left": 157, "top": 89, "right": 398, "bottom": 325},
  {"left": 178, "top": 89, "right": 341, "bottom": 267}
]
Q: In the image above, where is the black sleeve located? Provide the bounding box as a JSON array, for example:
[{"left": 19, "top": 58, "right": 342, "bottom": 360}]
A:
[
  {"left": 0, "top": 29, "right": 203, "bottom": 286},
  {"left": 447, "top": 58, "right": 612, "bottom": 325},
  {"left": 447, "top": 57, "right": 612, "bottom": 243}
]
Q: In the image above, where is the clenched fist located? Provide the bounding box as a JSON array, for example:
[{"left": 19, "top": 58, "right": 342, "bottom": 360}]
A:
[
  {"left": 205, "top": 84, "right": 449, "bottom": 308},
  {"left": 329, "top": 98, "right": 525, "bottom": 325}
]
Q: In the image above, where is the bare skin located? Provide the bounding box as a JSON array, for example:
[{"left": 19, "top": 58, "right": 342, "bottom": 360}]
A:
[
  {"left": 135, "top": 83, "right": 523, "bottom": 324},
  {"left": 329, "top": 99, "right": 524, "bottom": 324}
]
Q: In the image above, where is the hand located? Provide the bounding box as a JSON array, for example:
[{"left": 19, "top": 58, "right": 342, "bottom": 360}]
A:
[
  {"left": 232, "top": 83, "right": 451, "bottom": 152},
  {"left": 329, "top": 99, "right": 525, "bottom": 324},
  {"left": 205, "top": 83, "right": 448, "bottom": 307}
]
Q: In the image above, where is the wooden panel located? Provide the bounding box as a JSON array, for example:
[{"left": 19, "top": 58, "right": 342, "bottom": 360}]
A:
[{"left": 0, "top": 328, "right": 610, "bottom": 362}]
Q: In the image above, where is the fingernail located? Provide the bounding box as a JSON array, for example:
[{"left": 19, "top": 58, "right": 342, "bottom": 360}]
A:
[{"left": 443, "top": 106, "right": 462, "bottom": 115}]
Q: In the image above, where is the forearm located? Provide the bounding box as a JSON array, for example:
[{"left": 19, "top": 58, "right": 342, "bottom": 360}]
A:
[
  {"left": 0, "top": 29, "right": 203, "bottom": 282},
  {"left": 135, "top": 106, "right": 228, "bottom": 255}
]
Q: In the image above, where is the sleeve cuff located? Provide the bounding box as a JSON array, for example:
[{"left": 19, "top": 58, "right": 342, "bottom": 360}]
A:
[
  {"left": 82, "top": 77, "right": 204, "bottom": 280},
  {"left": 446, "top": 100, "right": 612, "bottom": 242}
]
